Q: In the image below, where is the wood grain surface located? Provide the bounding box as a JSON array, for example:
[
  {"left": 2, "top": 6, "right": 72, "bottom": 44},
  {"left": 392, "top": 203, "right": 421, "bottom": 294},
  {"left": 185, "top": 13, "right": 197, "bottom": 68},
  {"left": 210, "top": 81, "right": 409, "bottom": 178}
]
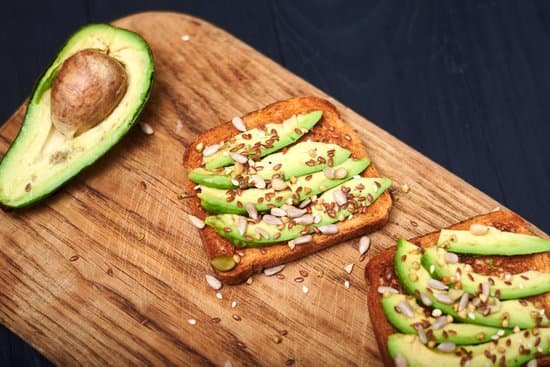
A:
[{"left": 0, "top": 11, "right": 546, "bottom": 366}]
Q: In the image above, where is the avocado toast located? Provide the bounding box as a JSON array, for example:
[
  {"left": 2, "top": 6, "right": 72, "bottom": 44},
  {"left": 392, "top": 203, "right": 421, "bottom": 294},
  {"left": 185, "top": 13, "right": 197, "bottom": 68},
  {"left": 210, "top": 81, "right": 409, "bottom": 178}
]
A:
[
  {"left": 183, "top": 96, "right": 393, "bottom": 284},
  {"left": 366, "top": 211, "right": 550, "bottom": 366}
]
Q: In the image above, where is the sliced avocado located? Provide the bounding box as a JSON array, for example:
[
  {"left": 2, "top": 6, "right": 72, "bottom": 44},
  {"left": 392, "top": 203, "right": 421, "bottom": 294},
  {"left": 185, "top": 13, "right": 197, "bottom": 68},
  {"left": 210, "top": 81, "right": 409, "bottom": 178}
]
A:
[
  {"left": 0, "top": 24, "right": 154, "bottom": 208},
  {"left": 422, "top": 246, "right": 550, "bottom": 300},
  {"left": 388, "top": 329, "right": 550, "bottom": 367},
  {"left": 382, "top": 293, "right": 506, "bottom": 345},
  {"left": 198, "top": 158, "right": 370, "bottom": 215},
  {"left": 395, "top": 240, "right": 549, "bottom": 329},
  {"left": 438, "top": 227, "right": 550, "bottom": 255},
  {"left": 204, "top": 177, "right": 392, "bottom": 247},
  {"left": 203, "top": 111, "right": 323, "bottom": 170},
  {"left": 189, "top": 142, "right": 351, "bottom": 189}
]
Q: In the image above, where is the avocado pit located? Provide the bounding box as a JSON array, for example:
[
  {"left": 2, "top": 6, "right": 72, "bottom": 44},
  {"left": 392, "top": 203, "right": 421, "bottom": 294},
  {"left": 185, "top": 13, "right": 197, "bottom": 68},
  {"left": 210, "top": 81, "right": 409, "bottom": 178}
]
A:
[{"left": 51, "top": 48, "right": 128, "bottom": 137}]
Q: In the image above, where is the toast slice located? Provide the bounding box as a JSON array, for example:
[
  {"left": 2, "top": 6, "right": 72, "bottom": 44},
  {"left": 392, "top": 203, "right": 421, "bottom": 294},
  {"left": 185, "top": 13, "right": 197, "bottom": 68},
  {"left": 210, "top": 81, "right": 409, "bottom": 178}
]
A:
[
  {"left": 365, "top": 210, "right": 550, "bottom": 366},
  {"left": 183, "top": 96, "right": 392, "bottom": 284}
]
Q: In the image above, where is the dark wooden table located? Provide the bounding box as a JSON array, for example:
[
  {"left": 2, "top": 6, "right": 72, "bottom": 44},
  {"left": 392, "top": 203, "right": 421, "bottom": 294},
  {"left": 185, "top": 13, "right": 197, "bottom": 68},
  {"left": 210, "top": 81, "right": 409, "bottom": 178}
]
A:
[{"left": 1, "top": 1, "right": 549, "bottom": 365}]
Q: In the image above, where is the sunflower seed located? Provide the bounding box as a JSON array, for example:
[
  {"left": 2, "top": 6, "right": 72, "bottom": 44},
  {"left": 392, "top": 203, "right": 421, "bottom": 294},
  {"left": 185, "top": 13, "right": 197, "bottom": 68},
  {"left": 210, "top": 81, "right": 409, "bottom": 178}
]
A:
[
  {"left": 232, "top": 116, "right": 246, "bottom": 132},
  {"left": 313, "top": 214, "right": 322, "bottom": 224},
  {"left": 288, "top": 241, "right": 296, "bottom": 250},
  {"left": 140, "top": 122, "right": 154, "bottom": 135},
  {"left": 189, "top": 214, "right": 205, "bottom": 229},
  {"left": 458, "top": 293, "right": 469, "bottom": 312},
  {"left": 294, "top": 214, "right": 314, "bottom": 225},
  {"left": 377, "top": 286, "right": 398, "bottom": 295},
  {"left": 270, "top": 207, "right": 287, "bottom": 217},
  {"left": 397, "top": 300, "right": 415, "bottom": 318},
  {"left": 444, "top": 252, "right": 459, "bottom": 264},
  {"left": 343, "top": 263, "right": 354, "bottom": 274},
  {"left": 224, "top": 361, "right": 233, "bottom": 367},
  {"left": 334, "top": 167, "right": 348, "bottom": 179},
  {"left": 294, "top": 235, "right": 312, "bottom": 245},
  {"left": 433, "top": 292, "right": 454, "bottom": 304},
  {"left": 318, "top": 224, "right": 339, "bottom": 234},
  {"left": 394, "top": 353, "right": 407, "bottom": 367},
  {"left": 230, "top": 152, "right": 248, "bottom": 164},
  {"left": 298, "top": 198, "right": 311, "bottom": 208},
  {"left": 246, "top": 202, "right": 258, "bottom": 220},
  {"left": 432, "top": 316, "right": 449, "bottom": 330},
  {"left": 206, "top": 275, "right": 222, "bottom": 290},
  {"left": 187, "top": 319, "right": 197, "bottom": 325},
  {"left": 263, "top": 265, "right": 285, "bottom": 276},
  {"left": 415, "top": 291, "right": 431, "bottom": 307},
  {"left": 251, "top": 175, "right": 266, "bottom": 189},
  {"left": 237, "top": 216, "right": 248, "bottom": 235},
  {"left": 437, "top": 342, "right": 456, "bottom": 353},
  {"left": 344, "top": 280, "right": 350, "bottom": 289},
  {"left": 271, "top": 178, "right": 287, "bottom": 191},
  {"left": 256, "top": 227, "right": 270, "bottom": 239},
  {"left": 324, "top": 167, "right": 335, "bottom": 179},
  {"left": 263, "top": 215, "right": 283, "bottom": 225},
  {"left": 428, "top": 278, "right": 449, "bottom": 290},
  {"left": 202, "top": 144, "right": 219, "bottom": 157},
  {"left": 469, "top": 223, "right": 489, "bottom": 236},
  {"left": 231, "top": 300, "right": 238, "bottom": 308},
  {"left": 302, "top": 285, "right": 309, "bottom": 294},
  {"left": 359, "top": 236, "right": 371, "bottom": 255},
  {"left": 417, "top": 326, "right": 428, "bottom": 344},
  {"left": 286, "top": 206, "right": 307, "bottom": 218},
  {"left": 333, "top": 189, "right": 347, "bottom": 206}
]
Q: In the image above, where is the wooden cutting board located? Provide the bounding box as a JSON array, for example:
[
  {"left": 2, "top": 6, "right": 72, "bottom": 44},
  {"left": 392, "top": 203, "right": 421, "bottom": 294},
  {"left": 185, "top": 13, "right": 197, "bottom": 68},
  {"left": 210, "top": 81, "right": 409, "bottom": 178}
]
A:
[{"left": 0, "top": 12, "right": 546, "bottom": 367}]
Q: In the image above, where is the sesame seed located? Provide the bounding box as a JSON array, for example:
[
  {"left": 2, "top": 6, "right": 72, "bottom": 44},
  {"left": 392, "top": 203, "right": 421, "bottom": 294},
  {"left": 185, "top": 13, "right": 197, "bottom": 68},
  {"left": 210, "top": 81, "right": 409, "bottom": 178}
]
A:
[
  {"left": 181, "top": 34, "right": 190, "bottom": 41},
  {"left": 188, "top": 319, "right": 197, "bottom": 325}
]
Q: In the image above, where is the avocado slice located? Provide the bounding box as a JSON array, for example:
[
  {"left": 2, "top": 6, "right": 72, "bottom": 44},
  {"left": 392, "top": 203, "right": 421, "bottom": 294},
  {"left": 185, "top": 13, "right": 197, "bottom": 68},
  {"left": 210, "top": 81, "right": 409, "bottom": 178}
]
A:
[
  {"left": 189, "top": 142, "right": 351, "bottom": 189},
  {"left": 438, "top": 227, "right": 550, "bottom": 255},
  {"left": 388, "top": 329, "right": 550, "bottom": 367},
  {"left": 198, "top": 158, "right": 370, "bottom": 215},
  {"left": 382, "top": 293, "right": 507, "bottom": 345},
  {"left": 422, "top": 246, "right": 550, "bottom": 300},
  {"left": 204, "top": 177, "right": 391, "bottom": 247},
  {"left": 203, "top": 111, "right": 323, "bottom": 170},
  {"left": 395, "top": 240, "right": 549, "bottom": 329},
  {"left": 0, "top": 24, "right": 154, "bottom": 208}
]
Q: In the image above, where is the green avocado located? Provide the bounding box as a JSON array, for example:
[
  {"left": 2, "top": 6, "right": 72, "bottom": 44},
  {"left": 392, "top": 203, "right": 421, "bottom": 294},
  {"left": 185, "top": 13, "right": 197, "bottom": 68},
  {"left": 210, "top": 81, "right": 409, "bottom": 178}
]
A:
[
  {"left": 204, "top": 177, "right": 391, "bottom": 247},
  {"left": 438, "top": 227, "right": 550, "bottom": 255},
  {"left": 189, "top": 142, "right": 351, "bottom": 189},
  {"left": 422, "top": 246, "right": 550, "bottom": 300},
  {"left": 0, "top": 24, "right": 154, "bottom": 208},
  {"left": 388, "top": 329, "right": 550, "bottom": 367},
  {"left": 382, "top": 293, "right": 507, "bottom": 345},
  {"left": 394, "top": 240, "right": 549, "bottom": 329},
  {"left": 198, "top": 158, "right": 370, "bottom": 215},
  {"left": 202, "top": 111, "right": 323, "bottom": 170}
]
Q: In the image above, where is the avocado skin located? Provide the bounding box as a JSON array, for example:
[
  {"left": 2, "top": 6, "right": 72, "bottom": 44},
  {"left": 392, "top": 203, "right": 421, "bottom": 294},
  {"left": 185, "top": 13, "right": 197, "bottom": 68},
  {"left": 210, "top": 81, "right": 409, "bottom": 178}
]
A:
[
  {"left": 422, "top": 246, "right": 550, "bottom": 299},
  {"left": 0, "top": 24, "right": 154, "bottom": 209},
  {"left": 198, "top": 158, "right": 370, "bottom": 215},
  {"left": 203, "top": 110, "right": 323, "bottom": 170},
  {"left": 382, "top": 294, "right": 506, "bottom": 345},
  {"left": 394, "top": 239, "right": 549, "bottom": 329},
  {"left": 388, "top": 330, "right": 550, "bottom": 367},
  {"left": 189, "top": 167, "right": 234, "bottom": 189},
  {"left": 205, "top": 177, "right": 391, "bottom": 248},
  {"left": 438, "top": 227, "right": 550, "bottom": 255}
]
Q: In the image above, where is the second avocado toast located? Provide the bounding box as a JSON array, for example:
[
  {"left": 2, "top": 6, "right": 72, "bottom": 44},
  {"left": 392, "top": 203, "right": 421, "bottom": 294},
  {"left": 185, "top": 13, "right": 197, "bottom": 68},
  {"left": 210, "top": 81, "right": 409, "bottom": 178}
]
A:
[
  {"left": 366, "top": 211, "right": 550, "bottom": 367},
  {"left": 183, "top": 96, "right": 393, "bottom": 284}
]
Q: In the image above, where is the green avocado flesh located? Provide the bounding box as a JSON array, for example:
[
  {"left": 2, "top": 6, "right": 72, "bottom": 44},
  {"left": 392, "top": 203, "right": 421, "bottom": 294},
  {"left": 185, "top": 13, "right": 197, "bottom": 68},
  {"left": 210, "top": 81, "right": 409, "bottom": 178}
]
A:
[
  {"left": 202, "top": 111, "right": 323, "bottom": 170},
  {"left": 189, "top": 142, "right": 351, "bottom": 189},
  {"left": 0, "top": 24, "right": 154, "bottom": 208},
  {"left": 438, "top": 227, "right": 550, "bottom": 255},
  {"left": 382, "top": 294, "right": 506, "bottom": 345},
  {"left": 422, "top": 246, "right": 550, "bottom": 300},
  {"left": 204, "top": 177, "right": 391, "bottom": 247},
  {"left": 197, "top": 158, "right": 370, "bottom": 215},
  {"left": 394, "top": 240, "right": 549, "bottom": 329},
  {"left": 388, "top": 329, "right": 550, "bottom": 367}
]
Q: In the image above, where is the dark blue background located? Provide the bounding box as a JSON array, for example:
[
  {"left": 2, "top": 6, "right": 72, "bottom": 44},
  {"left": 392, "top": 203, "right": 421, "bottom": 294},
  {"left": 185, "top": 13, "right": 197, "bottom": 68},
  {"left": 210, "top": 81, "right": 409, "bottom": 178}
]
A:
[{"left": 1, "top": 1, "right": 549, "bottom": 365}]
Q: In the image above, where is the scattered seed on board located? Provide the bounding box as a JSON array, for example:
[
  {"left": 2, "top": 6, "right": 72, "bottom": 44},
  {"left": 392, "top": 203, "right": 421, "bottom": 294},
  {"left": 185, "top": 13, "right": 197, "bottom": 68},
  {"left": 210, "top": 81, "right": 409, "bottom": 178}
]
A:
[
  {"left": 263, "top": 264, "right": 285, "bottom": 276},
  {"left": 69, "top": 255, "right": 79, "bottom": 262},
  {"left": 181, "top": 34, "right": 190, "bottom": 41},
  {"left": 206, "top": 274, "right": 223, "bottom": 290},
  {"left": 343, "top": 263, "right": 354, "bottom": 274},
  {"left": 224, "top": 360, "right": 233, "bottom": 367},
  {"left": 189, "top": 214, "right": 205, "bottom": 229},
  {"left": 135, "top": 232, "right": 145, "bottom": 241},
  {"left": 140, "top": 122, "right": 154, "bottom": 135},
  {"left": 232, "top": 116, "right": 247, "bottom": 132},
  {"left": 302, "top": 285, "right": 309, "bottom": 294},
  {"left": 344, "top": 280, "right": 350, "bottom": 289},
  {"left": 400, "top": 183, "right": 410, "bottom": 193},
  {"left": 232, "top": 314, "right": 241, "bottom": 321},
  {"left": 358, "top": 236, "right": 371, "bottom": 256},
  {"left": 188, "top": 319, "right": 197, "bottom": 325},
  {"left": 231, "top": 300, "right": 238, "bottom": 308},
  {"left": 216, "top": 292, "right": 223, "bottom": 300},
  {"left": 272, "top": 335, "right": 283, "bottom": 344}
]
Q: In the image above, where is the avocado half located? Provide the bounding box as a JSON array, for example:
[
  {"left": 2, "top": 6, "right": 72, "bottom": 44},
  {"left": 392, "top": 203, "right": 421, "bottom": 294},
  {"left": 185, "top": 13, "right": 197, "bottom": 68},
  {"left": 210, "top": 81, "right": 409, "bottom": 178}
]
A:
[{"left": 0, "top": 24, "right": 154, "bottom": 208}]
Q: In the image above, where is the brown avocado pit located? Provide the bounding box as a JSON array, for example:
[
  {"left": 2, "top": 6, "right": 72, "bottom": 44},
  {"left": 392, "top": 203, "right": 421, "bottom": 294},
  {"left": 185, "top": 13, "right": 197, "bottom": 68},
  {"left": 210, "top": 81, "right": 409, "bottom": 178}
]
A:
[{"left": 51, "top": 48, "right": 128, "bottom": 137}]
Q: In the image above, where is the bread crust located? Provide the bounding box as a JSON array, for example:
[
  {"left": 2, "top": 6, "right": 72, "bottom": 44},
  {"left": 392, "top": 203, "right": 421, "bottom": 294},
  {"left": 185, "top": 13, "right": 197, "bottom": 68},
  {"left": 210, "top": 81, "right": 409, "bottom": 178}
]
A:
[
  {"left": 183, "top": 96, "right": 392, "bottom": 284},
  {"left": 365, "top": 210, "right": 550, "bottom": 366}
]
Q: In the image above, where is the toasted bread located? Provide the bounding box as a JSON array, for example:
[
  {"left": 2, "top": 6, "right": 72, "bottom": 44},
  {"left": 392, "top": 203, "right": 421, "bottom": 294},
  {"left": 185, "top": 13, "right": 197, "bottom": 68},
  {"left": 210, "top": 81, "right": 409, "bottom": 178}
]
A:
[
  {"left": 365, "top": 210, "right": 550, "bottom": 366},
  {"left": 183, "top": 96, "right": 392, "bottom": 284}
]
